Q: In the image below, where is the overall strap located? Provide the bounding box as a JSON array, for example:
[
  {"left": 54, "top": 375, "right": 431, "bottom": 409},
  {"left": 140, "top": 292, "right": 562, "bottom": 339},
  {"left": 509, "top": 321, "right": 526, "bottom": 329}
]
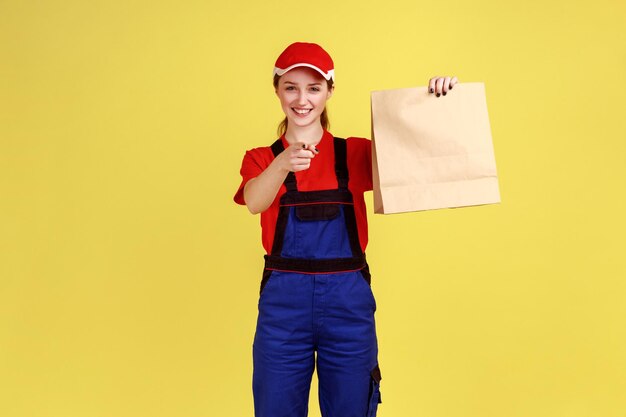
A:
[
  {"left": 270, "top": 138, "right": 292, "bottom": 255},
  {"left": 270, "top": 138, "right": 297, "bottom": 192},
  {"left": 333, "top": 137, "right": 349, "bottom": 189},
  {"left": 333, "top": 137, "right": 363, "bottom": 257}
]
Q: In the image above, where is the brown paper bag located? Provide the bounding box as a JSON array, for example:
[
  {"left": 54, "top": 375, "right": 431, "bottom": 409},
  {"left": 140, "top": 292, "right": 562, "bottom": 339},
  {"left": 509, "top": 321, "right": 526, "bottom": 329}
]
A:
[{"left": 370, "top": 82, "right": 500, "bottom": 214}]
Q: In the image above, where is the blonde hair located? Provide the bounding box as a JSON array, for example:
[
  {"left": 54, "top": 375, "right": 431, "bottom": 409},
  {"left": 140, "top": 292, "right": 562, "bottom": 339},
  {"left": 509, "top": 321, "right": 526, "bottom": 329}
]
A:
[{"left": 273, "top": 74, "right": 334, "bottom": 137}]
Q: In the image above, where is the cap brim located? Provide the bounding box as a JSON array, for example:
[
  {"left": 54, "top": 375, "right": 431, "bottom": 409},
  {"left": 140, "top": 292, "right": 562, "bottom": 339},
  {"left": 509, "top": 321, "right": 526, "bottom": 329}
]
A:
[{"left": 273, "top": 64, "right": 334, "bottom": 81}]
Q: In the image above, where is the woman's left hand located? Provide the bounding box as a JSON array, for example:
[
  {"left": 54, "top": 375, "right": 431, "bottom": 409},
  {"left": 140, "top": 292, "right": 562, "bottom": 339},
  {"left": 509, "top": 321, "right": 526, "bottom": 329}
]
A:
[{"left": 428, "top": 76, "right": 459, "bottom": 97}]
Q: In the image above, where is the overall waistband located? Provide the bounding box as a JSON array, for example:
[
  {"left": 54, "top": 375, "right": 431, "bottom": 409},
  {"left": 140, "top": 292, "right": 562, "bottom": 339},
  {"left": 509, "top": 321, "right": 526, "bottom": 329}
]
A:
[{"left": 264, "top": 254, "right": 367, "bottom": 274}]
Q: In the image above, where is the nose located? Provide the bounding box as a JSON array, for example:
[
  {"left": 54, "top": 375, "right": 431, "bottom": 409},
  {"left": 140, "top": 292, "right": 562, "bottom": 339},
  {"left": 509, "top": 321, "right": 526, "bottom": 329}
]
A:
[{"left": 297, "top": 90, "right": 308, "bottom": 106}]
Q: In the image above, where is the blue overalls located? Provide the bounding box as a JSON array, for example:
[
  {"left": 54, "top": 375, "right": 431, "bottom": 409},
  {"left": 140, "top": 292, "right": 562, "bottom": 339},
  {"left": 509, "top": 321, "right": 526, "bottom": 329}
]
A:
[{"left": 252, "top": 137, "right": 382, "bottom": 417}]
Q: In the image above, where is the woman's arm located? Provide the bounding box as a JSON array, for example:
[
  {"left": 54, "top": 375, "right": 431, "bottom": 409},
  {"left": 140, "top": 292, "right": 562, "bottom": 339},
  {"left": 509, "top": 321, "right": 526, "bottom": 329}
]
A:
[{"left": 243, "top": 143, "right": 318, "bottom": 214}]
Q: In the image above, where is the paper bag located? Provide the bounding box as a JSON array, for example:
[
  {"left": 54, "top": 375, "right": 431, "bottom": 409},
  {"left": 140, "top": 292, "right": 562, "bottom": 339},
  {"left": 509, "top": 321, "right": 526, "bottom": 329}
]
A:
[{"left": 370, "top": 82, "right": 500, "bottom": 214}]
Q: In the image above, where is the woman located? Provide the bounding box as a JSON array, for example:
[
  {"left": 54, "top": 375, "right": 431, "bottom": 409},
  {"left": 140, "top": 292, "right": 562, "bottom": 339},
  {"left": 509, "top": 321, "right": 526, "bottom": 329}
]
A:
[{"left": 234, "top": 42, "right": 458, "bottom": 417}]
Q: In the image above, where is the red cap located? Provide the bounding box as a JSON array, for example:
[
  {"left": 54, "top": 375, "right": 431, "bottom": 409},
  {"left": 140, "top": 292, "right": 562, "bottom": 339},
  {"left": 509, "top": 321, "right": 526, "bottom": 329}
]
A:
[{"left": 273, "top": 42, "right": 335, "bottom": 82}]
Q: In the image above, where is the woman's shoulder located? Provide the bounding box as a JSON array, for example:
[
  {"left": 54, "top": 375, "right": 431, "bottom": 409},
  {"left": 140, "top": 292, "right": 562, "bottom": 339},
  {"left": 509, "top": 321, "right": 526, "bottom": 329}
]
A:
[
  {"left": 241, "top": 141, "right": 277, "bottom": 160},
  {"left": 243, "top": 144, "right": 273, "bottom": 155},
  {"left": 326, "top": 129, "right": 368, "bottom": 143},
  {"left": 345, "top": 136, "right": 371, "bottom": 144},
  {"left": 344, "top": 136, "right": 372, "bottom": 157},
  {"left": 341, "top": 136, "right": 373, "bottom": 189}
]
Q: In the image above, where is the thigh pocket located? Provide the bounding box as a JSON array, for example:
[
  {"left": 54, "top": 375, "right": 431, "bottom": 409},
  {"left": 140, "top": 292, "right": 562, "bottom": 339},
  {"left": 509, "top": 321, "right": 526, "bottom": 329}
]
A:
[{"left": 367, "top": 364, "right": 382, "bottom": 417}]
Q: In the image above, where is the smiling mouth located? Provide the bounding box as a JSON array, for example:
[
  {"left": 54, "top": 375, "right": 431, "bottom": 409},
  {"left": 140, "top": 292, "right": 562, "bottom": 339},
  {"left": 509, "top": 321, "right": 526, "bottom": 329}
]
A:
[{"left": 292, "top": 108, "right": 312, "bottom": 115}]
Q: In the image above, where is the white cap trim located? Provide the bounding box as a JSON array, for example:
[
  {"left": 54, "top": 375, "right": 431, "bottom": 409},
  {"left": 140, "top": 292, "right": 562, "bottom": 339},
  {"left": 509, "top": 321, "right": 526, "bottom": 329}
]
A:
[{"left": 273, "top": 64, "right": 335, "bottom": 82}]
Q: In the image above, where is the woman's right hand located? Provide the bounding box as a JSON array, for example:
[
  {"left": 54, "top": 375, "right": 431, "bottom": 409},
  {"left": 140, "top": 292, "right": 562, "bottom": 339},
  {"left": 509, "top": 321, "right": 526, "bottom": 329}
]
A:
[
  {"left": 275, "top": 142, "right": 319, "bottom": 173},
  {"left": 243, "top": 142, "right": 319, "bottom": 214}
]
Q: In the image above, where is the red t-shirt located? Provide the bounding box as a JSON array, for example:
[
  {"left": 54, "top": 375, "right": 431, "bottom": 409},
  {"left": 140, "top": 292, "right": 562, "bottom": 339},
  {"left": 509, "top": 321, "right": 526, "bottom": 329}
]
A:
[{"left": 234, "top": 129, "right": 373, "bottom": 254}]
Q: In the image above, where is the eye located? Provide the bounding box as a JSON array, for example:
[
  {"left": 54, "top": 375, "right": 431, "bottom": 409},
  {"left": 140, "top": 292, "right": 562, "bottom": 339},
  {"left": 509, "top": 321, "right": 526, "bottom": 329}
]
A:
[
  {"left": 310, "top": 86, "right": 321, "bottom": 92},
  {"left": 285, "top": 86, "right": 295, "bottom": 90}
]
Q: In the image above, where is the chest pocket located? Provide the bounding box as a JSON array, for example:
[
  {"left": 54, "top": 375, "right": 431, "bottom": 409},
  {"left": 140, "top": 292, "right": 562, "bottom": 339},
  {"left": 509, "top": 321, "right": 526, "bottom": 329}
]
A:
[
  {"left": 281, "top": 204, "right": 352, "bottom": 259},
  {"left": 295, "top": 204, "right": 340, "bottom": 221}
]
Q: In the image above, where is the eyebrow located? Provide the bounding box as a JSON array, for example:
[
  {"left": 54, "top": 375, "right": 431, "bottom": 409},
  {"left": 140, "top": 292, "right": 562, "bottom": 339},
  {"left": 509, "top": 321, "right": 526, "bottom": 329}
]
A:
[{"left": 284, "top": 81, "right": 322, "bottom": 86}]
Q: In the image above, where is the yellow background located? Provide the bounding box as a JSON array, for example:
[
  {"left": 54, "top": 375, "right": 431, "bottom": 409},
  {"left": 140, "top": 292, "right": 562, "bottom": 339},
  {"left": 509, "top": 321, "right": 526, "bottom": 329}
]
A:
[{"left": 1, "top": 0, "right": 624, "bottom": 416}]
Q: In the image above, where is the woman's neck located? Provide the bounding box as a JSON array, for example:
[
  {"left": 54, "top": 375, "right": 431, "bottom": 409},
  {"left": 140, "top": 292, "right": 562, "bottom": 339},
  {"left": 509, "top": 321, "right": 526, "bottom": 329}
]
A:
[{"left": 284, "top": 124, "right": 324, "bottom": 146}]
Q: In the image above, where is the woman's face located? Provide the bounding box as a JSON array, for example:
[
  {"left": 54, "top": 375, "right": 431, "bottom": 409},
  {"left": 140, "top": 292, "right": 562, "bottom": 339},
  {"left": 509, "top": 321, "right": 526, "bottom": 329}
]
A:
[{"left": 275, "top": 67, "right": 333, "bottom": 130}]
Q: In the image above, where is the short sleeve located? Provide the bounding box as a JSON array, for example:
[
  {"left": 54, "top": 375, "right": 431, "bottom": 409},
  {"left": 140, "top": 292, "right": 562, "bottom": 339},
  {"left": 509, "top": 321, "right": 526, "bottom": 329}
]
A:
[
  {"left": 346, "top": 137, "right": 373, "bottom": 192},
  {"left": 233, "top": 148, "right": 273, "bottom": 205}
]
